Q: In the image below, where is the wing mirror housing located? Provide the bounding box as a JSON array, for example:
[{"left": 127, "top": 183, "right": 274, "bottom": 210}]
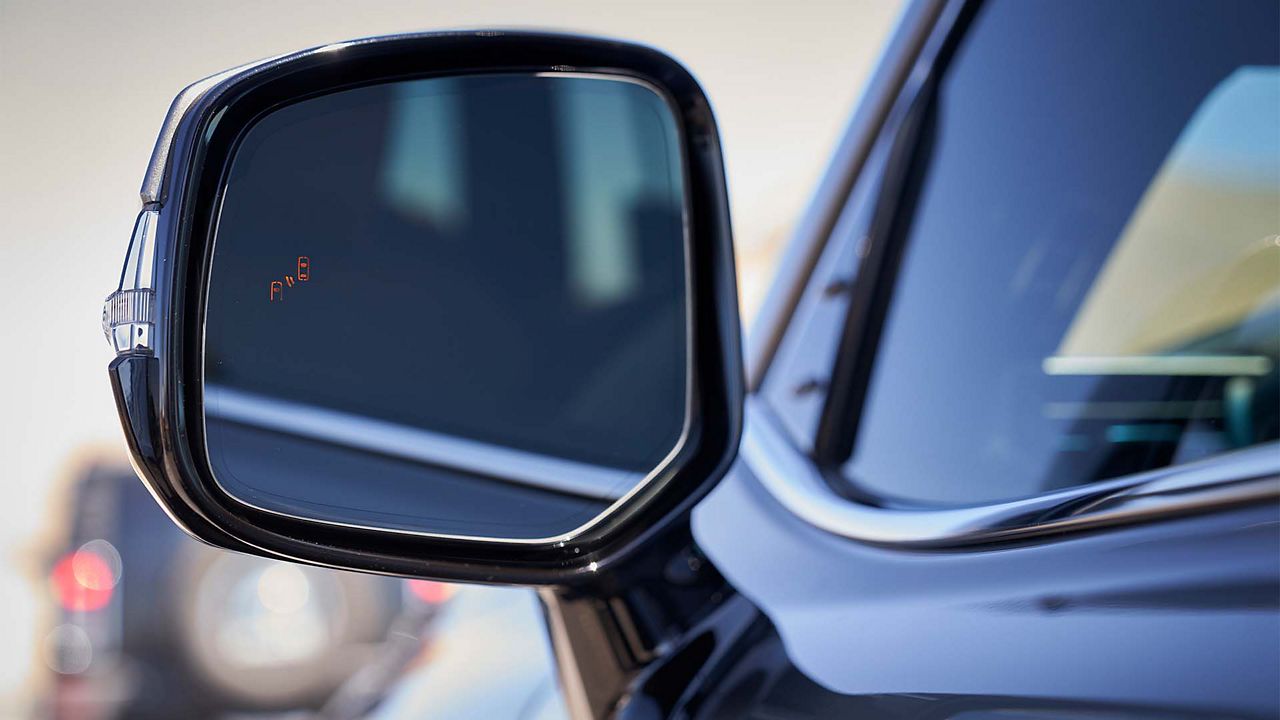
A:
[{"left": 105, "top": 31, "right": 743, "bottom": 585}]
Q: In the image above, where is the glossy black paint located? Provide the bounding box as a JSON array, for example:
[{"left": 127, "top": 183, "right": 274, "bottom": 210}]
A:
[
  {"left": 617, "top": 593, "right": 760, "bottom": 719},
  {"left": 627, "top": 591, "right": 1264, "bottom": 720},
  {"left": 695, "top": 456, "right": 1280, "bottom": 718},
  {"left": 111, "top": 350, "right": 257, "bottom": 555},
  {"left": 111, "top": 31, "right": 743, "bottom": 585}
]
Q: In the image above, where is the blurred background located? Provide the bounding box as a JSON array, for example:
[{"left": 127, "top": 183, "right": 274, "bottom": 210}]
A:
[{"left": 0, "top": 2, "right": 901, "bottom": 717}]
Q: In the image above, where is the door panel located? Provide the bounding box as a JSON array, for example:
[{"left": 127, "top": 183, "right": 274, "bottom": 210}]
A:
[{"left": 694, "top": 445, "right": 1278, "bottom": 717}]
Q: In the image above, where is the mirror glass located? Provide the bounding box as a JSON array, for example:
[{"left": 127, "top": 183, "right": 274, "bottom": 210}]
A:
[{"left": 202, "top": 74, "right": 688, "bottom": 540}]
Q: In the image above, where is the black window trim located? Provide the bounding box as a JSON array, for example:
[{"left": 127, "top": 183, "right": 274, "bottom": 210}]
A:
[
  {"left": 813, "top": 0, "right": 968, "bottom": 480},
  {"left": 747, "top": 0, "right": 1280, "bottom": 547},
  {"left": 744, "top": 0, "right": 948, "bottom": 389}
]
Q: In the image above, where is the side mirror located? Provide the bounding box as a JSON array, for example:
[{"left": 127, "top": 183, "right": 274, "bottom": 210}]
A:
[{"left": 104, "top": 32, "right": 742, "bottom": 584}]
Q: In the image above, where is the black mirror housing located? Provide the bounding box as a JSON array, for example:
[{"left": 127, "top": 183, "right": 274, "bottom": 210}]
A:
[{"left": 106, "top": 31, "right": 743, "bottom": 585}]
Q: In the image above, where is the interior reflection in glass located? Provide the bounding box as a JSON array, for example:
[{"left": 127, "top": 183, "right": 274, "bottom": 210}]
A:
[
  {"left": 842, "top": 0, "right": 1278, "bottom": 508},
  {"left": 203, "top": 74, "right": 688, "bottom": 540}
]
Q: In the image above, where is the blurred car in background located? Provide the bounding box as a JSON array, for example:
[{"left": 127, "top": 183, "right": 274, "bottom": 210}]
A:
[{"left": 41, "top": 462, "right": 454, "bottom": 720}]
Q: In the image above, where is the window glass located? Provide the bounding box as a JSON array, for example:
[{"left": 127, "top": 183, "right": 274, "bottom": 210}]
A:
[
  {"left": 841, "top": 0, "right": 1280, "bottom": 506},
  {"left": 201, "top": 75, "right": 688, "bottom": 538},
  {"left": 207, "top": 75, "right": 687, "bottom": 475}
]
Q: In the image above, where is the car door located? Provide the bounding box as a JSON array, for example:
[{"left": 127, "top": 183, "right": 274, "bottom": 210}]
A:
[{"left": 693, "top": 0, "right": 1280, "bottom": 717}]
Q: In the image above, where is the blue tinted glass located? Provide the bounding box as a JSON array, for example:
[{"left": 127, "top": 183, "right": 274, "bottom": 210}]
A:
[
  {"left": 203, "top": 75, "right": 687, "bottom": 538},
  {"left": 843, "top": 0, "right": 1280, "bottom": 506}
]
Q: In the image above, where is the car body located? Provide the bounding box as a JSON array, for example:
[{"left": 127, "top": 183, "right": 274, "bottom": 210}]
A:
[
  {"left": 665, "top": 1, "right": 1280, "bottom": 716},
  {"left": 103, "top": 0, "right": 1279, "bottom": 718}
]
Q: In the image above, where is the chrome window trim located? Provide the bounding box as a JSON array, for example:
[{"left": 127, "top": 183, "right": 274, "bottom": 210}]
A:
[{"left": 743, "top": 396, "right": 1280, "bottom": 548}]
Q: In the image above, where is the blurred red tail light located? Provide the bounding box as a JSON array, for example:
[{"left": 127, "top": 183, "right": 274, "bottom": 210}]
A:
[
  {"left": 405, "top": 579, "right": 454, "bottom": 605},
  {"left": 51, "top": 550, "right": 116, "bottom": 612}
]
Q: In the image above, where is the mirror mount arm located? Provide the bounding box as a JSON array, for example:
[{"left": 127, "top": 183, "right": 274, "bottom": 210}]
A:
[
  {"left": 540, "top": 586, "right": 641, "bottom": 720},
  {"left": 539, "top": 523, "right": 732, "bottom": 719}
]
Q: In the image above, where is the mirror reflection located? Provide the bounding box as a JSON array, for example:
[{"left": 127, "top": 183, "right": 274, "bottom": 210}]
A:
[{"left": 203, "top": 74, "right": 688, "bottom": 540}]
